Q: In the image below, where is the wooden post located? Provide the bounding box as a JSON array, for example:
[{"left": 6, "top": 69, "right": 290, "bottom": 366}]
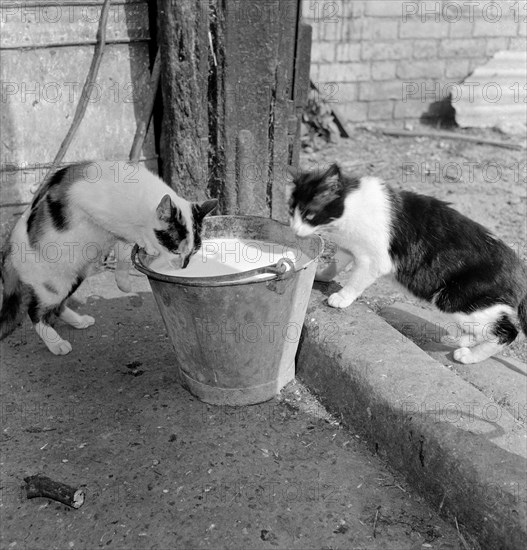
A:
[
  {"left": 157, "top": 0, "right": 311, "bottom": 218},
  {"left": 157, "top": 0, "right": 209, "bottom": 200}
]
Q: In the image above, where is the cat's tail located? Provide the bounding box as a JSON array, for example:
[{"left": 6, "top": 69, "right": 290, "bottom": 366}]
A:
[
  {"left": 518, "top": 293, "right": 527, "bottom": 337},
  {"left": 0, "top": 244, "right": 29, "bottom": 340}
]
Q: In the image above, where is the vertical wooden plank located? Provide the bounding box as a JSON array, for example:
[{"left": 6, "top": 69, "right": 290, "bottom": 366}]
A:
[
  {"left": 270, "top": 0, "right": 301, "bottom": 222},
  {"left": 221, "top": 0, "right": 285, "bottom": 216},
  {"left": 290, "top": 22, "right": 312, "bottom": 167},
  {"left": 157, "top": 0, "right": 310, "bottom": 215},
  {"left": 157, "top": 0, "right": 208, "bottom": 199},
  {"left": 236, "top": 129, "right": 259, "bottom": 215},
  {"left": 206, "top": 0, "right": 225, "bottom": 209},
  {"left": 197, "top": 0, "right": 210, "bottom": 195}
]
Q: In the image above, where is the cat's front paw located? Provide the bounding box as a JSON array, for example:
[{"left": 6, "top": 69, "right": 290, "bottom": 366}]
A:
[
  {"left": 453, "top": 347, "right": 476, "bottom": 364},
  {"left": 47, "top": 339, "right": 73, "bottom": 355},
  {"left": 441, "top": 333, "right": 479, "bottom": 347},
  {"left": 328, "top": 291, "right": 355, "bottom": 309},
  {"left": 115, "top": 272, "right": 132, "bottom": 293}
]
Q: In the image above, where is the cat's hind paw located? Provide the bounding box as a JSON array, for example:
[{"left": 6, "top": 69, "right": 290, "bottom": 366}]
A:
[
  {"left": 453, "top": 347, "right": 476, "bottom": 364},
  {"left": 47, "top": 339, "right": 73, "bottom": 355},
  {"left": 328, "top": 292, "right": 355, "bottom": 309},
  {"left": 69, "top": 314, "right": 95, "bottom": 329},
  {"left": 60, "top": 309, "right": 95, "bottom": 329}
]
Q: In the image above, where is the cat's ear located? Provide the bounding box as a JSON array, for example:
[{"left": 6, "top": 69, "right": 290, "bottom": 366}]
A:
[
  {"left": 322, "top": 164, "right": 341, "bottom": 188},
  {"left": 156, "top": 194, "right": 174, "bottom": 222},
  {"left": 194, "top": 199, "right": 218, "bottom": 221},
  {"left": 312, "top": 164, "right": 342, "bottom": 208}
]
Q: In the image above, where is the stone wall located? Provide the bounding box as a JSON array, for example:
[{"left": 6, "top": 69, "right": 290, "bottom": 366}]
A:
[{"left": 304, "top": 0, "right": 527, "bottom": 123}]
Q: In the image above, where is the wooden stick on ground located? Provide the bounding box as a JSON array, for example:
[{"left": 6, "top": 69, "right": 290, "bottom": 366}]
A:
[
  {"left": 372, "top": 505, "right": 381, "bottom": 538},
  {"left": 24, "top": 475, "right": 85, "bottom": 509},
  {"left": 376, "top": 127, "right": 523, "bottom": 151}
]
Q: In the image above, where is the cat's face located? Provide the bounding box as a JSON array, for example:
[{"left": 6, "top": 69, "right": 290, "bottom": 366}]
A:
[
  {"left": 154, "top": 195, "right": 217, "bottom": 268},
  {"left": 288, "top": 164, "right": 357, "bottom": 236}
]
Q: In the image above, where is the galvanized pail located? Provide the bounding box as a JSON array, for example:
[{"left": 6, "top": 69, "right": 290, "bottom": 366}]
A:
[{"left": 132, "top": 216, "right": 323, "bottom": 406}]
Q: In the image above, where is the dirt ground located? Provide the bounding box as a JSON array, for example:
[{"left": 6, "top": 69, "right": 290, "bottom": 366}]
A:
[
  {"left": 1, "top": 123, "right": 524, "bottom": 549},
  {"left": 0, "top": 271, "right": 473, "bottom": 550},
  {"left": 300, "top": 123, "right": 527, "bottom": 362}
]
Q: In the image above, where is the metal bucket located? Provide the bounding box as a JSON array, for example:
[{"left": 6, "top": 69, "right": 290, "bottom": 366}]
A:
[{"left": 132, "top": 215, "right": 323, "bottom": 406}]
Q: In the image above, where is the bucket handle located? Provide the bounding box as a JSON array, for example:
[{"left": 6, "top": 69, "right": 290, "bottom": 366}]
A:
[
  {"left": 207, "top": 257, "right": 296, "bottom": 284},
  {"left": 265, "top": 258, "right": 296, "bottom": 294},
  {"left": 132, "top": 244, "right": 297, "bottom": 286},
  {"left": 264, "top": 258, "right": 296, "bottom": 280}
]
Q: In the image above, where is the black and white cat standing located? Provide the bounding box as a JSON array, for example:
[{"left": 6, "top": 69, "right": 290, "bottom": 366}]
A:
[
  {"left": 288, "top": 164, "right": 527, "bottom": 364},
  {"left": 0, "top": 161, "right": 217, "bottom": 355}
]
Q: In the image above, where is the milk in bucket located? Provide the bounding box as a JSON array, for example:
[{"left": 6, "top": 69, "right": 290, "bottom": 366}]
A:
[{"left": 149, "top": 237, "right": 300, "bottom": 278}]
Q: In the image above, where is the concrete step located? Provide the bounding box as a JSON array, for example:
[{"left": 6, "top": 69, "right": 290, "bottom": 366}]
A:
[
  {"left": 296, "top": 286, "right": 527, "bottom": 550},
  {"left": 379, "top": 302, "right": 527, "bottom": 424}
]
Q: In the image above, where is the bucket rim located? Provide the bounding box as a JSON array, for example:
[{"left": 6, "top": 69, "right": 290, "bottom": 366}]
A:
[{"left": 131, "top": 215, "right": 323, "bottom": 287}]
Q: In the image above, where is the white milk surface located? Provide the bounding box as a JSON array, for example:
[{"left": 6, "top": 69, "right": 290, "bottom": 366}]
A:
[{"left": 148, "top": 238, "right": 300, "bottom": 278}]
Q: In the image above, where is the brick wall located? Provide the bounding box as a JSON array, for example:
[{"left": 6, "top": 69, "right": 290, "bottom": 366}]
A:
[{"left": 304, "top": 0, "right": 527, "bottom": 123}]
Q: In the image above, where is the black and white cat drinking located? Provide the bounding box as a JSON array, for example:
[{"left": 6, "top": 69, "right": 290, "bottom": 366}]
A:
[
  {"left": 0, "top": 161, "right": 217, "bottom": 355},
  {"left": 288, "top": 163, "right": 527, "bottom": 364}
]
